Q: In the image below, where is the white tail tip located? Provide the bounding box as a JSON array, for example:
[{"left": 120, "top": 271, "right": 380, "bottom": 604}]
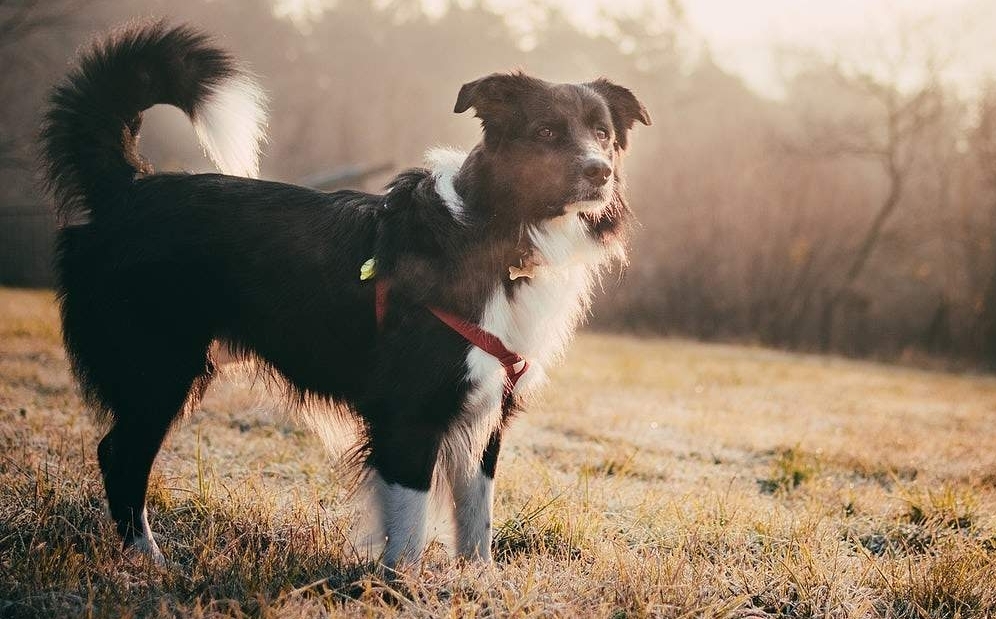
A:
[{"left": 192, "top": 74, "right": 268, "bottom": 178}]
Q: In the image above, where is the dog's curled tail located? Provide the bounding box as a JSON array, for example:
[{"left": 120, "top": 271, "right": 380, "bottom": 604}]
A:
[{"left": 41, "top": 21, "right": 267, "bottom": 224}]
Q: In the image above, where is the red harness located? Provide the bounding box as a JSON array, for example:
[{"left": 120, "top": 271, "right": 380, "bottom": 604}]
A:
[{"left": 375, "top": 279, "right": 529, "bottom": 400}]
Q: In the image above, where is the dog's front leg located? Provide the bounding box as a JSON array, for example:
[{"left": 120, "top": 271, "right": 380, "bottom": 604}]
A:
[
  {"left": 372, "top": 475, "right": 431, "bottom": 569},
  {"left": 450, "top": 425, "right": 504, "bottom": 562},
  {"left": 368, "top": 422, "right": 442, "bottom": 570}
]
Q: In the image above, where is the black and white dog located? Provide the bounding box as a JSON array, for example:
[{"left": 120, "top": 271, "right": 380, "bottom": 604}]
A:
[{"left": 40, "top": 22, "right": 649, "bottom": 569}]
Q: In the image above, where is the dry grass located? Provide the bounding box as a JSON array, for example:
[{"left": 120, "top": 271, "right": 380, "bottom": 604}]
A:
[{"left": 1, "top": 286, "right": 995, "bottom": 618}]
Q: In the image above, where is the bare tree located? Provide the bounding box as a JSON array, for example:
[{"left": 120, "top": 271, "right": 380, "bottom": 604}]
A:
[
  {"left": 795, "top": 36, "right": 945, "bottom": 350},
  {"left": 968, "top": 83, "right": 996, "bottom": 362},
  {"left": 0, "top": 0, "right": 84, "bottom": 49},
  {"left": 0, "top": 0, "right": 94, "bottom": 172}
]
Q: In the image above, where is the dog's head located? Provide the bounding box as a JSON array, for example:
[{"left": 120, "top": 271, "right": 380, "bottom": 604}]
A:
[{"left": 453, "top": 72, "right": 650, "bottom": 222}]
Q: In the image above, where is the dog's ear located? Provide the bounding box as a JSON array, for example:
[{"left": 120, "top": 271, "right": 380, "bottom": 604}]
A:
[
  {"left": 587, "top": 78, "right": 651, "bottom": 150},
  {"left": 454, "top": 73, "right": 534, "bottom": 133}
]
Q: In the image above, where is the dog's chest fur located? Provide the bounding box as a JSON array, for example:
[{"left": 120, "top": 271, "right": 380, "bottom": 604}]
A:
[
  {"left": 433, "top": 153, "right": 615, "bottom": 475},
  {"left": 473, "top": 215, "right": 606, "bottom": 387}
]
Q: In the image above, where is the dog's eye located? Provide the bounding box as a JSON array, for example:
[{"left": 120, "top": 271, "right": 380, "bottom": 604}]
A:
[
  {"left": 595, "top": 128, "right": 610, "bottom": 141},
  {"left": 536, "top": 127, "right": 555, "bottom": 140}
]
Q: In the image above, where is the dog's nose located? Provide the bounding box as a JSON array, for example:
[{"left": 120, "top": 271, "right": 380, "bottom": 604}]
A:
[{"left": 582, "top": 158, "right": 612, "bottom": 186}]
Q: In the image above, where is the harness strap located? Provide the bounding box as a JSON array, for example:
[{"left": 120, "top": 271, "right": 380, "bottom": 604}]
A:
[
  {"left": 375, "top": 276, "right": 390, "bottom": 327},
  {"left": 374, "top": 279, "right": 529, "bottom": 399}
]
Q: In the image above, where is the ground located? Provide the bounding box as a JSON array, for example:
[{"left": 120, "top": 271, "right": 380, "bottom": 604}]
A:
[{"left": 1, "top": 287, "right": 995, "bottom": 618}]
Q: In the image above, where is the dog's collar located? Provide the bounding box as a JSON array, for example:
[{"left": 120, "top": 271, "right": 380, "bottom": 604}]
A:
[{"left": 373, "top": 278, "right": 528, "bottom": 401}]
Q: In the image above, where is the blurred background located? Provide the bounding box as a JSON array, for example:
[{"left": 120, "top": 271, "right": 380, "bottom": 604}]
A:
[{"left": 2, "top": 0, "right": 995, "bottom": 365}]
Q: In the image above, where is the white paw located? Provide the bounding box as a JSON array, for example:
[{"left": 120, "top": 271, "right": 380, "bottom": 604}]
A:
[{"left": 123, "top": 535, "right": 166, "bottom": 567}]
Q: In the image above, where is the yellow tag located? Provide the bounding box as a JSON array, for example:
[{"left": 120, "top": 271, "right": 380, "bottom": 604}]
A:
[{"left": 359, "top": 257, "right": 377, "bottom": 281}]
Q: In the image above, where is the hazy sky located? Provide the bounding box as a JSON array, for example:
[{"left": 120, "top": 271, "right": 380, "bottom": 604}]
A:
[
  {"left": 677, "top": 0, "right": 994, "bottom": 97},
  {"left": 525, "top": 0, "right": 995, "bottom": 97},
  {"left": 288, "top": 0, "right": 995, "bottom": 97}
]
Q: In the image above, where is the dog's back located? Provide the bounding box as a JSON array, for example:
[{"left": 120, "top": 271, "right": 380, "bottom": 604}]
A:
[
  {"left": 43, "top": 23, "right": 401, "bottom": 411},
  {"left": 41, "top": 23, "right": 388, "bottom": 560},
  {"left": 43, "top": 23, "right": 264, "bottom": 412}
]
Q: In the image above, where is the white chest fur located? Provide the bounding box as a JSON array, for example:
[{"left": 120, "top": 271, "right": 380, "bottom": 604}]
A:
[
  {"left": 463, "top": 214, "right": 615, "bottom": 411},
  {"left": 443, "top": 215, "right": 612, "bottom": 478},
  {"left": 428, "top": 148, "right": 619, "bottom": 478},
  {"left": 470, "top": 215, "right": 608, "bottom": 388}
]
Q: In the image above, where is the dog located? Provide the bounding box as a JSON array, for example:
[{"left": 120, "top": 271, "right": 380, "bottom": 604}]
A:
[{"left": 40, "top": 21, "right": 650, "bottom": 569}]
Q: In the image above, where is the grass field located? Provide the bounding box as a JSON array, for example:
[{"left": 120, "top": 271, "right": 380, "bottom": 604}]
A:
[{"left": 2, "top": 287, "right": 996, "bottom": 618}]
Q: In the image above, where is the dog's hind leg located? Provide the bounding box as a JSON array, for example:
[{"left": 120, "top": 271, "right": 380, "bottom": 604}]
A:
[
  {"left": 96, "top": 349, "right": 216, "bottom": 564},
  {"left": 98, "top": 418, "right": 170, "bottom": 564}
]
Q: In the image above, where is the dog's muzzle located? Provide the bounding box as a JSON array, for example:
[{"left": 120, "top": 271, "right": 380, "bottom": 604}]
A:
[{"left": 582, "top": 157, "right": 612, "bottom": 187}]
